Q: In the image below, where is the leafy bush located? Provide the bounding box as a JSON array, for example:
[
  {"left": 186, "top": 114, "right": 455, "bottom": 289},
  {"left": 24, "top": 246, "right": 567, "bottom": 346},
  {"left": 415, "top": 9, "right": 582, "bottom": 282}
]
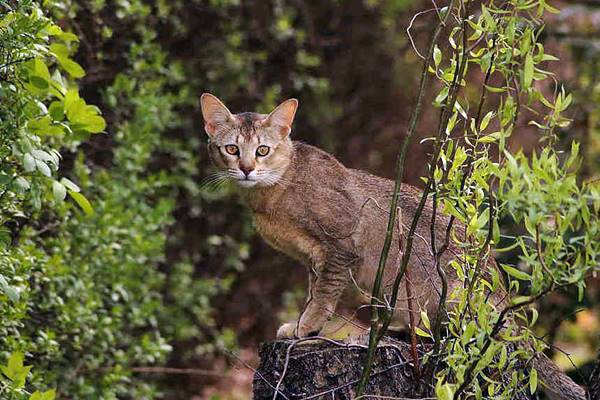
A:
[{"left": 1, "top": 1, "right": 234, "bottom": 397}]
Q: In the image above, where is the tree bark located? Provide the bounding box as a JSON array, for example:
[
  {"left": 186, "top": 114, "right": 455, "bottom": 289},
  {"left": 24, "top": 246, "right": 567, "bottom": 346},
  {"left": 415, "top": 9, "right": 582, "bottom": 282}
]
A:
[
  {"left": 591, "top": 353, "right": 600, "bottom": 400},
  {"left": 253, "top": 339, "right": 536, "bottom": 400}
]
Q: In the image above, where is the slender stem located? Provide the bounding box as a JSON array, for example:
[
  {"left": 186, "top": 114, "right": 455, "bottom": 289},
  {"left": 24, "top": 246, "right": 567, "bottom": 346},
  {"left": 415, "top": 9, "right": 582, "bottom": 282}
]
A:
[
  {"left": 402, "top": 212, "right": 421, "bottom": 378},
  {"left": 355, "top": 1, "right": 457, "bottom": 396},
  {"left": 378, "top": 0, "right": 468, "bottom": 340},
  {"left": 428, "top": 3, "right": 470, "bottom": 364}
]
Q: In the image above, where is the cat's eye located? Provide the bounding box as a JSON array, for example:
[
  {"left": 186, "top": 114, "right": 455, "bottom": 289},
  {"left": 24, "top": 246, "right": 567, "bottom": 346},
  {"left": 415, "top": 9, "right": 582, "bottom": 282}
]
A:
[
  {"left": 224, "top": 145, "right": 239, "bottom": 156},
  {"left": 256, "top": 145, "right": 270, "bottom": 157}
]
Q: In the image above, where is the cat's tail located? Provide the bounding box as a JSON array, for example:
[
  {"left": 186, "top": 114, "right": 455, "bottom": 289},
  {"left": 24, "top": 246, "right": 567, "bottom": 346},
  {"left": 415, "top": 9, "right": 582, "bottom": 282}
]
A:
[{"left": 533, "top": 352, "right": 587, "bottom": 400}]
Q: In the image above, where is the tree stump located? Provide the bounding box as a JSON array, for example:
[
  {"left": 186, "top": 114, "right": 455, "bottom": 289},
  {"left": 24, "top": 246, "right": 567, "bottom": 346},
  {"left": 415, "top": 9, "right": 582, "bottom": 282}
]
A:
[
  {"left": 591, "top": 356, "right": 600, "bottom": 400},
  {"left": 253, "top": 339, "right": 418, "bottom": 400},
  {"left": 252, "top": 339, "right": 536, "bottom": 400}
]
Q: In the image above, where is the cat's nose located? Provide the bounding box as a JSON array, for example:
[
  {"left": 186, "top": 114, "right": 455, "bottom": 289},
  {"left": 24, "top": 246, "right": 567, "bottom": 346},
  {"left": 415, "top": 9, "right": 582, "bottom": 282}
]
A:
[{"left": 239, "top": 166, "right": 254, "bottom": 177}]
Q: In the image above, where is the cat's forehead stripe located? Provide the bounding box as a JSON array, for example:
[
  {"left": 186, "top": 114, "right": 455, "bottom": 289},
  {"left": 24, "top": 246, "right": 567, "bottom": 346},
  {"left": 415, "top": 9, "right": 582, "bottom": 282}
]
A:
[{"left": 234, "top": 112, "right": 265, "bottom": 139}]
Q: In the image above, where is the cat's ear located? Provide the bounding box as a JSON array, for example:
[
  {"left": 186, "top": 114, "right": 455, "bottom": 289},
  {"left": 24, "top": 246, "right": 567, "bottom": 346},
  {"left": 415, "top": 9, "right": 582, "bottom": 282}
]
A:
[
  {"left": 200, "top": 93, "right": 234, "bottom": 137},
  {"left": 264, "top": 98, "right": 298, "bottom": 137}
]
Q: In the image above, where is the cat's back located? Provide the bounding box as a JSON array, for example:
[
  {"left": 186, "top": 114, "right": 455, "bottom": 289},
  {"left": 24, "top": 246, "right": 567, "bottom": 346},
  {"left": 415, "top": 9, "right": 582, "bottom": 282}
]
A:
[
  {"left": 288, "top": 142, "right": 424, "bottom": 216},
  {"left": 347, "top": 167, "right": 425, "bottom": 212}
]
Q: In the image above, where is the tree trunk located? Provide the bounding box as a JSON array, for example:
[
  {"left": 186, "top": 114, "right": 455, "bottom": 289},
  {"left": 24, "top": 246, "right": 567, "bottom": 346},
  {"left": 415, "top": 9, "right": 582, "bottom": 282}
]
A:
[{"left": 252, "top": 339, "right": 535, "bottom": 400}]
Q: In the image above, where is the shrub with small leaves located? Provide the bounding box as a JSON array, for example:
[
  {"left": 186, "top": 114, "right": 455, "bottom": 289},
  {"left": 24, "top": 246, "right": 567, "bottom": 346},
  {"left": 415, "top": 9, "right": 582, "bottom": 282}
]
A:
[
  {"left": 1, "top": 0, "right": 231, "bottom": 397},
  {"left": 420, "top": 1, "right": 600, "bottom": 398}
]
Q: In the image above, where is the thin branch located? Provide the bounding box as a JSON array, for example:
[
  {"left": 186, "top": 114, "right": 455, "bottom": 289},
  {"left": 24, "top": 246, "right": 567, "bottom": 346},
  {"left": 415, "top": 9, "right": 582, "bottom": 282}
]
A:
[
  {"left": 535, "top": 224, "right": 557, "bottom": 285},
  {"left": 356, "top": 1, "right": 457, "bottom": 395},
  {"left": 406, "top": 8, "right": 439, "bottom": 60},
  {"left": 401, "top": 210, "right": 421, "bottom": 378}
]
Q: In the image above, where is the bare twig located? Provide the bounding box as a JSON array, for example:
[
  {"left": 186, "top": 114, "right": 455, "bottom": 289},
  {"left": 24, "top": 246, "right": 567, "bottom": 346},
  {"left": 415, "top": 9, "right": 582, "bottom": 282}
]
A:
[{"left": 406, "top": 8, "right": 439, "bottom": 60}]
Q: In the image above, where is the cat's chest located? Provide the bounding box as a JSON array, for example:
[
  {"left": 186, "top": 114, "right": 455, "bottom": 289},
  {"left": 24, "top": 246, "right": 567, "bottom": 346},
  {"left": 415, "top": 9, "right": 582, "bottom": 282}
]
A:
[{"left": 253, "top": 212, "right": 322, "bottom": 266}]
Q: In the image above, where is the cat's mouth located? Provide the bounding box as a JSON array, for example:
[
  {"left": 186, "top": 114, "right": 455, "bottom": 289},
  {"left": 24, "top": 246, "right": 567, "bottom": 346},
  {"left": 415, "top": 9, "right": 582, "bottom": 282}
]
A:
[{"left": 235, "top": 178, "right": 258, "bottom": 188}]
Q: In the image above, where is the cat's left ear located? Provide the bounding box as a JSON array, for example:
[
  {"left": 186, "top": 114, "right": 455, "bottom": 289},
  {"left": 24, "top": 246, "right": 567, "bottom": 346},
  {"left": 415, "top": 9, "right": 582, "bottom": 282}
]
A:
[{"left": 264, "top": 99, "right": 298, "bottom": 137}]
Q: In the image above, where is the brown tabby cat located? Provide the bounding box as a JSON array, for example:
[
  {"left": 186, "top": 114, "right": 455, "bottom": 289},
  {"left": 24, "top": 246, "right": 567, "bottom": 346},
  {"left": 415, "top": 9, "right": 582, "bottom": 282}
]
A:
[{"left": 200, "top": 93, "right": 586, "bottom": 400}]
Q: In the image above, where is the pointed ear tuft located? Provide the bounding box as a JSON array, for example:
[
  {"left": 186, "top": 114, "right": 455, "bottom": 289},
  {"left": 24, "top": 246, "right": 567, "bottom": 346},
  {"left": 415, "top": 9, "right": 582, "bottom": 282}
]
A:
[
  {"left": 264, "top": 98, "right": 298, "bottom": 137},
  {"left": 200, "top": 93, "right": 233, "bottom": 137}
]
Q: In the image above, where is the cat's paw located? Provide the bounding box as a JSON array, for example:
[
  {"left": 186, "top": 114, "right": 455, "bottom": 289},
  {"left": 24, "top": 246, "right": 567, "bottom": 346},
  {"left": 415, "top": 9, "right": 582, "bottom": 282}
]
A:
[
  {"left": 276, "top": 322, "right": 298, "bottom": 339},
  {"left": 277, "top": 322, "right": 320, "bottom": 339}
]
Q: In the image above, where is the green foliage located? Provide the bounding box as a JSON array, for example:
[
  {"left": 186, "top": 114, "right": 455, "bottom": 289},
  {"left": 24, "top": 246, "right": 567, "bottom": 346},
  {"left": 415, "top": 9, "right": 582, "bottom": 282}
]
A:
[
  {"left": 414, "top": 0, "right": 600, "bottom": 398},
  {"left": 0, "top": 1, "right": 105, "bottom": 396},
  {"left": 0, "top": 0, "right": 236, "bottom": 397},
  {"left": 0, "top": 0, "right": 102, "bottom": 220},
  {"left": 0, "top": 351, "right": 55, "bottom": 400}
]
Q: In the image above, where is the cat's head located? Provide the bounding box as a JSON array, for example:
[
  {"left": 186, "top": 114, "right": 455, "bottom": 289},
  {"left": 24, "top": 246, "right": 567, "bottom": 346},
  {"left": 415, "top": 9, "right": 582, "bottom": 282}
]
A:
[{"left": 200, "top": 93, "right": 297, "bottom": 188}]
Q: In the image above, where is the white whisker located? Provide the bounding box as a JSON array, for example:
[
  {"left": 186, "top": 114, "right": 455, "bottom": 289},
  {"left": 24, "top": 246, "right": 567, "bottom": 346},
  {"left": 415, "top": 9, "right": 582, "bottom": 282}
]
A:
[{"left": 200, "top": 171, "right": 230, "bottom": 191}]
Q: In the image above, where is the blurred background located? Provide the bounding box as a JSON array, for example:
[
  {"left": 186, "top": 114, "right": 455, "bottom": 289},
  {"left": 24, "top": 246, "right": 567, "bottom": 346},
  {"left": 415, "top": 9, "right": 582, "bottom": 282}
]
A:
[{"left": 2, "top": 0, "right": 599, "bottom": 399}]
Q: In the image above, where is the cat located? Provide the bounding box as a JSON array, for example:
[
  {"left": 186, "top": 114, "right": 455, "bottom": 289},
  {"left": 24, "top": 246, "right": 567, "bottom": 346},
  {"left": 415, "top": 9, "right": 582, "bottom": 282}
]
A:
[{"left": 200, "top": 93, "right": 586, "bottom": 400}]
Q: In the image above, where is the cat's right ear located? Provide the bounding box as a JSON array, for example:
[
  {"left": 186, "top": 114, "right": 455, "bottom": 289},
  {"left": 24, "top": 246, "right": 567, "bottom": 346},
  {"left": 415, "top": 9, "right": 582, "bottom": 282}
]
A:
[
  {"left": 264, "top": 98, "right": 298, "bottom": 138},
  {"left": 200, "top": 93, "right": 233, "bottom": 137}
]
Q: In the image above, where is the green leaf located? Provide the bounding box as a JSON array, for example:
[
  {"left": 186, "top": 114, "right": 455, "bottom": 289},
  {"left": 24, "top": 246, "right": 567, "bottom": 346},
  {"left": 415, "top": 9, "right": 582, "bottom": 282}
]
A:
[
  {"left": 15, "top": 177, "right": 30, "bottom": 192},
  {"left": 492, "top": 218, "right": 500, "bottom": 243},
  {"left": 50, "top": 43, "right": 86, "bottom": 78},
  {"left": 523, "top": 52, "right": 534, "bottom": 89},
  {"left": 48, "top": 101, "right": 64, "bottom": 121},
  {"left": 64, "top": 88, "right": 80, "bottom": 112},
  {"left": 36, "top": 160, "right": 51, "bottom": 177},
  {"left": 60, "top": 177, "right": 80, "bottom": 192},
  {"left": 485, "top": 84, "right": 507, "bottom": 93},
  {"left": 33, "top": 58, "right": 51, "bottom": 80},
  {"left": 433, "top": 45, "right": 442, "bottom": 68},
  {"left": 69, "top": 191, "right": 94, "bottom": 215},
  {"left": 498, "top": 345, "right": 507, "bottom": 369},
  {"left": 59, "top": 58, "right": 85, "bottom": 78},
  {"left": 435, "top": 86, "right": 449, "bottom": 106},
  {"left": 462, "top": 321, "right": 476, "bottom": 345},
  {"left": 530, "top": 308, "right": 539, "bottom": 327},
  {"left": 541, "top": 54, "right": 559, "bottom": 62},
  {"left": 415, "top": 327, "right": 431, "bottom": 338},
  {"left": 529, "top": 368, "right": 538, "bottom": 394},
  {"left": 435, "top": 382, "right": 455, "bottom": 400},
  {"left": 63, "top": 89, "right": 106, "bottom": 133},
  {"left": 1, "top": 352, "right": 32, "bottom": 389},
  {"left": 0, "top": 275, "right": 19, "bottom": 302},
  {"left": 84, "top": 115, "right": 107, "bottom": 133},
  {"left": 23, "top": 154, "right": 36, "bottom": 172},
  {"left": 30, "top": 76, "right": 49, "bottom": 90},
  {"left": 502, "top": 265, "right": 531, "bottom": 281},
  {"left": 420, "top": 310, "right": 430, "bottom": 330},
  {"left": 480, "top": 111, "right": 494, "bottom": 131},
  {"left": 52, "top": 181, "right": 67, "bottom": 201},
  {"left": 28, "top": 116, "right": 64, "bottom": 135},
  {"left": 30, "top": 389, "right": 56, "bottom": 400}
]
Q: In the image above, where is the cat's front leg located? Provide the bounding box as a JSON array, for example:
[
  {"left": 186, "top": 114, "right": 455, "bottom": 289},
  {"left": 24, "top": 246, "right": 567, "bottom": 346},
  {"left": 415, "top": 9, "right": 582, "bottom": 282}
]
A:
[
  {"left": 276, "top": 269, "right": 319, "bottom": 339},
  {"left": 277, "top": 259, "right": 352, "bottom": 338}
]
